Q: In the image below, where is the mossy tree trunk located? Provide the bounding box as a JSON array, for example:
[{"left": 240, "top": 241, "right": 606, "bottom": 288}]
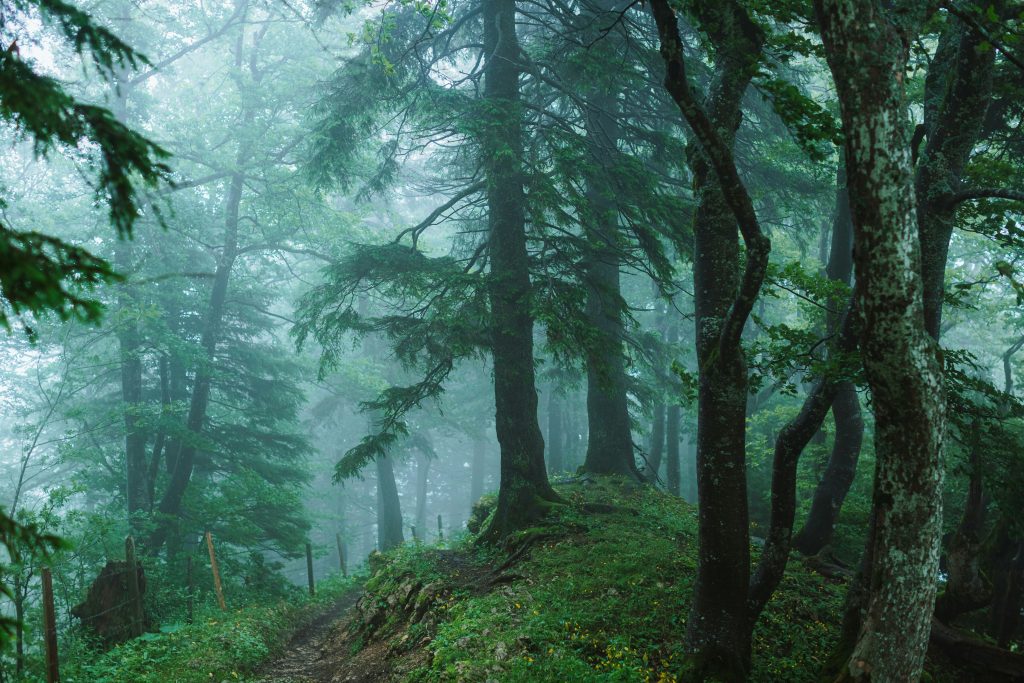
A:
[
  {"left": 649, "top": 1, "right": 768, "bottom": 676},
  {"left": 479, "top": 0, "right": 561, "bottom": 542},
  {"left": 816, "top": 1, "right": 946, "bottom": 679}
]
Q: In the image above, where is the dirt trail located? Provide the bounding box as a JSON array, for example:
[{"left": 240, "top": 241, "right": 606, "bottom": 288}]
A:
[{"left": 251, "top": 589, "right": 363, "bottom": 683}]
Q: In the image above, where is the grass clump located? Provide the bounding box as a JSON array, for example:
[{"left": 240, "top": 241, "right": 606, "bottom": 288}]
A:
[{"left": 396, "top": 478, "right": 847, "bottom": 682}]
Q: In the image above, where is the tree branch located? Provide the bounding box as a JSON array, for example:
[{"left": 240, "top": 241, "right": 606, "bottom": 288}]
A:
[{"left": 647, "top": 0, "right": 770, "bottom": 354}]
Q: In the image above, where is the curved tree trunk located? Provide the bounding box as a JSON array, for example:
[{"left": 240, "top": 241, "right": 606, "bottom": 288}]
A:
[
  {"left": 794, "top": 160, "right": 863, "bottom": 556},
  {"left": 816, "top": 1, "right": 946, "bottom": 679},
  {"left": 793, "top": 382, "right": 863, "bottom": 555},
  {"left": 649, "top": 1, "right": 768, "bottom": 675},
  {"left": 479, "top": 0, "right": 561, "bottom": 542},
  {"left": 747, "top": 305, "right": 857, "bottom": 629}
]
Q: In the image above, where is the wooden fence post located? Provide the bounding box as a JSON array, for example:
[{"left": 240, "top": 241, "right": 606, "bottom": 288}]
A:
[
  {"left": 124, "top": 536, "right": 144, "bottom": 637},
  {"left": 336, "top": 533, "right": 347, "bottom": 577},
  {"left": 204, "top": 531, "right": 226, "bottom": 611},
  {"left": 185, "top": 556, "right": 194, "bottom": 624},
  {"left": 305, "top": 542, "right": 315, "bottom": 596},
  {"left": 437, "top": 514, "right": 443, "bottom": 541},
  {"left": 40, "top": 567, "right": 59, "bottom": 683}
]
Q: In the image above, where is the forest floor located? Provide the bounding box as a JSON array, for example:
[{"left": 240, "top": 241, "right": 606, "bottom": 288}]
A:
[
  {"left": 251, "top": 588, "right": 365, "bottom": 683},
  {"left": 285, "top": 477, "right": 1022, "bottom": 683}
]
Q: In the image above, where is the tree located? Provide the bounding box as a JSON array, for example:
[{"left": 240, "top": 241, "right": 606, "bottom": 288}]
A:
[
  {"left": 477, "top": 0, "right": 564, "bottom": 540},
  {"left": 0, "top": 0, "right": 168, "bottom": 648},
  {"left": 815, "top": 0, "right": 946, "bottom": 678},
  {"left": 648, "top": 0, "right": 768, "bottom": 676}
]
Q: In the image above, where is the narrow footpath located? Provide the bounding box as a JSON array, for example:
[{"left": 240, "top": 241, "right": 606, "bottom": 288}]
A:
[{"left": 251, "top": 589, "right": 363, "bottom": 683}]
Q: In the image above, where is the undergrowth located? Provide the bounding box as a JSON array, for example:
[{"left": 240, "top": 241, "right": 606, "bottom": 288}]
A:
[
  {"left": 61, "top": 572, "right": 362, "bottom": 683},
  {"left": 374, "top": 478, "right": 848, "bottom": 682}
]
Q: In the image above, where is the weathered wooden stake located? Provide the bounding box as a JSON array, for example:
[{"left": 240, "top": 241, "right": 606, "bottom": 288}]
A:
[
  {"left": 305, "top": 542, "right": 315, "bottom": 596},
  {"left": 185, "top": 556, "right": 194, "bottom": 624},
  {"left": 204, "top": 531, "right": 226, "bottom": 611},
  {"left": 336, "top": 533, "right": 347, "bottom": 577},
  {"left": 437, "top": 514, "right": 443, "bottom": 540},
  {"left": 411, "top": 525, "right": 418, "bottom": 542},
  {"left": 40, "top": 567, "right": 59, "bottom": 683},
  {"left": 124, "top": 536, "right": 144, "bottom": 637}
]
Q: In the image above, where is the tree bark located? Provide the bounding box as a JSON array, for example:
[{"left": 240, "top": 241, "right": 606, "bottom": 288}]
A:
[
  {"left": 794, "top": 160, "right": 863, "bottom": 556},
  {"left": 665, "top": 404, "right": 680, "bottom": 496},
  {"left": 747, "top": 304, "right": 857, "bottom": 629},
  {"left": 470, "top": 436, "right": 487, "bottom": 506},
  {"left": 376, "top": 453, "right": 404, "bottom": 551},
  {"left": 415, "top": 451, "right": 429, "bottom": 537},
  {"left": 547, "top": 391, "right": 564, "bottom": 474},
  {"left": 479, "top": 0, "right": 561, "bottom": 541},
  {"left": 145, "top": 354, "right": 170, "bottom": 510},
  {"left": 647, "top": 401, "right": 665, "bottom": 484},
  {"left": 649, "top": 0, "right": 769, "bottom": 675},
  {"left": 916, "top": 15, "right": 997, "bottom": 340},
  {"left": 793, "top": 382, "right": 863, "bottom": 555},
  {"left": 816, "top": 1, "right": 946, "bottom": 679},
  {"left": 665, "top": 323, "right": 680, "bottom": 496},
  {"left": 579, "top": 0, "right": 635, "bottom": 478},
  {"left": 117, "top": 239, "right": 148, "bottom": 530},
  {"left": 935, "top": 427, "right": 990, "bottom": 621},
  {"left": 109, "top": 24, "right": 148, "bottom": 533}
]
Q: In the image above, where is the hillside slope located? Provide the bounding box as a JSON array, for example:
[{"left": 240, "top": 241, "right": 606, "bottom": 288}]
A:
[{"left": 319, "top": 478, "right": 858, "bottom": 682}]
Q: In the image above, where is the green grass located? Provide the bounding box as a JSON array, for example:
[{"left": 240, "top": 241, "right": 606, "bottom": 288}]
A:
[
  {"left": 61, "top": 573, "right": 361, "bottom": 683},
  {"left": 364, "top": 478, "right": 847, "bottom": 682}
]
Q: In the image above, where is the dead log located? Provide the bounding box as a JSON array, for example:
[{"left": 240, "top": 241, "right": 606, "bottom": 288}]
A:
[{"left": 929, "top": 617, "right": 1024, "bottom": 682}]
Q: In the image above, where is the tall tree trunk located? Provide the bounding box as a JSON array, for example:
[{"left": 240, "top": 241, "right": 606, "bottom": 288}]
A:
[
  {"left": 665, "top": 322, "right": 680, "bottom": 496},
  {"left": 470, "top": 436, "right": 487, "bottom": 506},
  {"left": 935, "top": 426, "right": 990, "bottom": 621},
  {"left": 146, "top": 354, "right": 170, "bottom": 510},
  {"left": 579, "top": 6, "right": 635, "bottom": 478},
  {"left": 415, "top": 451, "right": 429, "bottom": 538},
  {"left": 478, "top": 0, "right": 561, "bottom": 541},
  {"left": 816, "top": 2, "right": 946, "bottom": 678},
  {"left": 916, "top": 17, "right": 997, "bottom": 340},
  {"left": 916, "top": 9, "right": 1000, "bottom": 629},
  {"left": 117, "top": 240, "right": 147, "bottom": 530},
  {"left": 547, "top": 391, "right": 564, "bottom": 474},
  {"left": 148, "top": 17, "right": 256, "bottom": 552},
  {"left": 794, "top": 160, "right": 863, "bottom": 556},
  {"left": 647, "top": 402, "right": 665, "bottom": 484},
  {"left": 376, "top": 454, "right": 404, "bottom": 551},
  {"left": 110, "top": 27, "right": 148, "bottom": 533},
  {"left": 992, "top": 538, "right": 1024, "bottom": 647},
  {"left": 649, "top": 1, "right": 767, "bottom": 676},
  {"left": 148, "top": 168, "right": 241, "bottom": 551}
]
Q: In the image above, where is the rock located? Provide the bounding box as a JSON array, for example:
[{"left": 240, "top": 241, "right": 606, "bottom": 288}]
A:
[{"left": 493, "top": 642, "right": 508, "bottom": 661}]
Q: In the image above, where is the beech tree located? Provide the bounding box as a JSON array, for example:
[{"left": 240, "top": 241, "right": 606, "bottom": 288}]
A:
[{"left": 815, "top": 0, "right": 946, "bottom": 678}]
